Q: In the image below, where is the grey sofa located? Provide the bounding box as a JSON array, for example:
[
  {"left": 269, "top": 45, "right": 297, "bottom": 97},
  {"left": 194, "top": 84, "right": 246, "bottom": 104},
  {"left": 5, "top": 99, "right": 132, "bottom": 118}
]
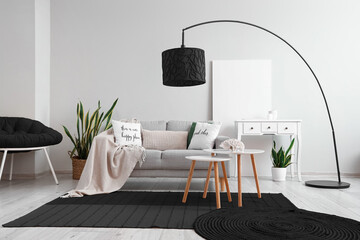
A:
[{"left": 131, "top": 120, "right": 230, "bottom": 178}]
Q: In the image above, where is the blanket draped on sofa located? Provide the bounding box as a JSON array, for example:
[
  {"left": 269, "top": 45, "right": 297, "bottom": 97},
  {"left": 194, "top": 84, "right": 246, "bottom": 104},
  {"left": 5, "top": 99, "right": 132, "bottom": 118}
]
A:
[{"left": 62, "top": 129, "right": 145, "bottom": 198}]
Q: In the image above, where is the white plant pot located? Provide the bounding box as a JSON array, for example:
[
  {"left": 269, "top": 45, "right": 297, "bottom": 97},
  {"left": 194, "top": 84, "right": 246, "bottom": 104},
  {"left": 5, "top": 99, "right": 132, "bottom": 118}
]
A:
[{"left": 271, "top": 167, "right": 287, "bottom": 182}]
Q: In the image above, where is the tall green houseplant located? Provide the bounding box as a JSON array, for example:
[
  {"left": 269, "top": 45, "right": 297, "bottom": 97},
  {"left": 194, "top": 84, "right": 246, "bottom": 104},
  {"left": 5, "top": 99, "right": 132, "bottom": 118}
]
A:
[{"left": 63, "top": 98, "right": 118, "bottom": 160}]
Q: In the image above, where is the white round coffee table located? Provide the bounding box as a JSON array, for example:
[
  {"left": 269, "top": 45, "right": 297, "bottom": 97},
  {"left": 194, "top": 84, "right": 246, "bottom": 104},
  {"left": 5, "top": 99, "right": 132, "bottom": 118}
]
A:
[
  {"left": 203, "top": 149, "right": 264, "bottom": 207},
  {"left": 182, "top": 155, "right": 231, "bottom": 209}
]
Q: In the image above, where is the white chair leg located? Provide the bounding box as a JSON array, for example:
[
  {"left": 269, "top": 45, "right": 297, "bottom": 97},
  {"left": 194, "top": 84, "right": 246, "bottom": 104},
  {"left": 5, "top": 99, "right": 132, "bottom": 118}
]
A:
[
  {"left": 0, "top": 150, "right": 8, "bottom": 181},
  {"left": 43, "top": 148, "right": 59, "bottom": 185},
  {"left": 9, "top": 153, "right": 14, "bottom": 181}
]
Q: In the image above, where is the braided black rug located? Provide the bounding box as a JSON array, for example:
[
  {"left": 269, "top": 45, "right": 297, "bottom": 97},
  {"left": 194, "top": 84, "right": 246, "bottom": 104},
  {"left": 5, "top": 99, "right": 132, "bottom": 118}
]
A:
[{"left": 194, "top": 207, "right": 360, "bottom": 240}]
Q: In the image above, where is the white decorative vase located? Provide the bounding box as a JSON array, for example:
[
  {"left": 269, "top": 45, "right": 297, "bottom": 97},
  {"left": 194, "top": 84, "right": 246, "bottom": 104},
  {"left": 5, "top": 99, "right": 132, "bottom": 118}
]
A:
[
  {"left": 268, "top": 110, "right": 278, "bottom": 120},
  {"left": 271, "top": 167, "right": 287, "bottom": 182}
]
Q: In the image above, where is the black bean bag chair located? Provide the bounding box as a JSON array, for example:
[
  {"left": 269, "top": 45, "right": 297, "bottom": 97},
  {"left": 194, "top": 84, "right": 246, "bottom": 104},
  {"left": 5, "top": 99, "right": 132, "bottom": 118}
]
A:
[{"left": 0, "top": 117, "right": 62, "bottom": 148}]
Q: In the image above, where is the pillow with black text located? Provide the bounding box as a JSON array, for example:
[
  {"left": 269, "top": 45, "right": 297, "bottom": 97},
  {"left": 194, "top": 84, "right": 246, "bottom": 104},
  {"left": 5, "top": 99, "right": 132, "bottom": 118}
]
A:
[
  {"left": 188, "top": 122, "right": 221, "bottom": 149},
  {"left": 112, "top": 120, "right": 142, "bottom": 146}
]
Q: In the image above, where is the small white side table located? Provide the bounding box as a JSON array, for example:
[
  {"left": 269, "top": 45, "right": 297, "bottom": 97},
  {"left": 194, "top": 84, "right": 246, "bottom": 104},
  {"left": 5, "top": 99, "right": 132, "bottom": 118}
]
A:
[
  {"left": 204, "top": 149, "right": 264, "bottom": 207},
  {"left": 182, "top": 156, "right": 231, "bottom": 209}
]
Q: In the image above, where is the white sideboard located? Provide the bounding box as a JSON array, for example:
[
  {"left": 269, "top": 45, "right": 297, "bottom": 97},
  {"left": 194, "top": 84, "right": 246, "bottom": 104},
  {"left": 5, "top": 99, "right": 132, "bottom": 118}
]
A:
[{"left": 235, "top": 120, "right": 302, "bottom": 181}]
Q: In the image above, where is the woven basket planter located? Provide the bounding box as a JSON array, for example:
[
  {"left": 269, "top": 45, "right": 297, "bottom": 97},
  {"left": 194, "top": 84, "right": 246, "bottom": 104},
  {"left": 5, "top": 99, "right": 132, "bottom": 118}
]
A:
[{"left": 72, "top": 157, "right": 86, "bottom": 180}]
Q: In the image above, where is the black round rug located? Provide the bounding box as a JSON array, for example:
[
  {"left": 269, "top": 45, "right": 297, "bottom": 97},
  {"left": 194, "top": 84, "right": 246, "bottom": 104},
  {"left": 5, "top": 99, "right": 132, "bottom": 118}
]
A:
[{"left": 194, "top": 208, "right": 360, "bottom": 240}]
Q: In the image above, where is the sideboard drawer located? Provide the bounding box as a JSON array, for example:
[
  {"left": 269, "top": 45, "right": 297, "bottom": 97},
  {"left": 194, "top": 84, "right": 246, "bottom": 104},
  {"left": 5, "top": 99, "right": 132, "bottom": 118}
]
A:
[
  {"left": 278, "top": 123, "right": 297, "bottom": 134},
  {"left": 243, "top": 123, "right": 261, "bottom": 134},
  {"left": 261, "top": 123, "right": 277, "bottom": 133}
]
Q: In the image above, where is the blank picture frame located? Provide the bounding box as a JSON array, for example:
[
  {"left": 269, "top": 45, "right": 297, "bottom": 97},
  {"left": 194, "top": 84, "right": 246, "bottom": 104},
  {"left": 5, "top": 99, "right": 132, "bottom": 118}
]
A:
[{"left": 212, "top": 60, "right": 272, "bottom": 138}]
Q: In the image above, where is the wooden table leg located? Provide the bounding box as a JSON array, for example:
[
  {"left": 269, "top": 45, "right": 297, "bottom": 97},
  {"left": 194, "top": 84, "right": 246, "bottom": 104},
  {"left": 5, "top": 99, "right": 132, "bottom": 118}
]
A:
[
  {"left": 182, "top": 160, "right": 196, "bottom": 203},
  {"left": 250, "top": 154, "right": 261, "bottom": 199},
  {"left": 220, "top": 178, "right": 226, "bottom": 192},
  {"left": 237, "top": 154, "right": 242, "bottom": 207},
  {"left": 214, "top": 161, "right": 221, "bottom": 209},
  {"left": 221, "top": 162, "right": 232, "bottom": 202},
  {"left": 203, "top": 162, "right": 213, "bottom": 198}
]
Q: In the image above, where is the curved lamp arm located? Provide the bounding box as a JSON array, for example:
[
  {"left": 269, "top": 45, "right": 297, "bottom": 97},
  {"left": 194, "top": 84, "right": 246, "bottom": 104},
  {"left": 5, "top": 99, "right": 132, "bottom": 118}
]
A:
[{"left": 181, "top": 20, "right": 342, "bottom": 184}]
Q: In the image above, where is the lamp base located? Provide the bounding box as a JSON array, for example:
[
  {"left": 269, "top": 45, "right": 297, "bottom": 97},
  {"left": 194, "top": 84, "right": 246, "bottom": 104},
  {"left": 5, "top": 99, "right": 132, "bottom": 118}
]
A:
[{"left": 305, "top": 180, "right": 350, "bottom": 189}]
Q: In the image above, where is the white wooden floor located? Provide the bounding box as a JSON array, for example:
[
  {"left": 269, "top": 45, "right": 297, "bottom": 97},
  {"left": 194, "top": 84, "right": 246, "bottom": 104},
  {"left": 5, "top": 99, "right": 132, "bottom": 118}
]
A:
[{"left": 1, "top": 174, "right": 360, "bottom": 240}]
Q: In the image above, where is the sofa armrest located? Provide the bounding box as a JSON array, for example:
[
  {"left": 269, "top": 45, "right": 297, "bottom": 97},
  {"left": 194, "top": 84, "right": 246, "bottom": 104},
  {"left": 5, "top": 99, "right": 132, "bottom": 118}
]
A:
[{"left": 215, "top": 135, "right": 230, "bottom": 149}]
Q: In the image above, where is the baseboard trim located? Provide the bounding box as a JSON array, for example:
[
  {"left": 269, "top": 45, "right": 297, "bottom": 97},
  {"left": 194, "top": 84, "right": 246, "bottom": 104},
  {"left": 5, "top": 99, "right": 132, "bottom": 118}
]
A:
[
  {"left": 4, "top": 170, "right": 359, "bottom": 180},
  {"left": 1, "top": 170, "right": 50, "bottom": 180},
  {"left": 55, "top": 170, "right": 72, "bottom": 174},
  {"left": 301, "top": 172, "right": 360, "bottom": 177}
]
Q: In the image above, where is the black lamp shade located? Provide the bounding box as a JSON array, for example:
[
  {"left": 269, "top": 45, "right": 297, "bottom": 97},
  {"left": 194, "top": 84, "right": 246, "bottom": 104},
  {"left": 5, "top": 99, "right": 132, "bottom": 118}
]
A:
[{"left": 162, "top": 47, "right": 206, "bottom": 87}]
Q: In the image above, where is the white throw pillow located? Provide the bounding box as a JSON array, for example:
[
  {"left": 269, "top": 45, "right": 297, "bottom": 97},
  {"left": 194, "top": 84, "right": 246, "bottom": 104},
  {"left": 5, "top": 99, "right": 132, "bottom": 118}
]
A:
[
  {"left": 112, "top": 120, "right": 142, "bottom": 146},
  {"left": 188, "top": 122, "right": 221, "bottom": 149}
]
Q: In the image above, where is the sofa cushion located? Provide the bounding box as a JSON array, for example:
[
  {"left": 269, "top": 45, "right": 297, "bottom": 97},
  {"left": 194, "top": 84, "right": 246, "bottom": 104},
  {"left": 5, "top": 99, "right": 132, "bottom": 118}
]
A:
[
  {"left": 112, "top": 120, "right": 141, "bottom": 146},
  {"left": 167, "top": 120, "right": 193, "bottom": 131},
  {"left": 142, "top": 130, "right": 187, "bottom": 150},
  {"left": 188, "top": 122, "right": 221, "bottom": 150},
  {"left": 134, "top": 149, "right": 162, "bottom": 170},
  {"left": 140, "top": 121, "right": 166, "bottom": 131},
  {"left": 161, "top": 149, "right": 210, "bottom": 170},
  {"left": 146, "top": 149, "right": 162, "bottom": 160}
]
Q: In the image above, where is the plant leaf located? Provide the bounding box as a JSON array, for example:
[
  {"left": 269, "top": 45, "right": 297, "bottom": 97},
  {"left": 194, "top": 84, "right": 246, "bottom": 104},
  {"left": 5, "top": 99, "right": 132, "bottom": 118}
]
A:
[
  {"left": 79, "top": 101, "right": 84, "bottom": 135},
  {"left": 94, "top": 112, "right": 102, "bottom": 136},
  {"left": 280, "top": 151, "right": 285, "bottom": 167},
  {"left": 79, "top": 101, "right": 84, "bottom": 121},
  {"left": 284, "top": 155, "right": 292, "bottom": 167},
  {"left": 276, "top": 147, "right": 283, "bottom": 162},
  {"left": 285, "top": 138, "right": 295, "bottom": 157},
  {"left": 102, "top": 98, "right": 118, "bottom": 122},
  {"left": 89, "top": 108, "right": 99, "bottom": 127},
  {"left": 271, "top": 148, "right": 277, "bottom": 166},
  {"left": 69, "top": 147, "right": 76, "bottom": 158},
  {"left": 76, "top": 103, "right": 80, "bottom": 140},
  {"left": 104, "top": 112, "right": 113, "bottom": 130},
  {"left": 85, "top": 110, "right": 90, "bottom": 131},
  {"left": 63, "top": 126, "right": 76, "bottom": 146}
]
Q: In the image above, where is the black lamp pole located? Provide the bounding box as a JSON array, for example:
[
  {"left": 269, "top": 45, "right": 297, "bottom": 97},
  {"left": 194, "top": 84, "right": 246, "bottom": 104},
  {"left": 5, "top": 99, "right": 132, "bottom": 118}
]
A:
[{"left": 162, "top": 20, "right": 350, "bottom": 189}]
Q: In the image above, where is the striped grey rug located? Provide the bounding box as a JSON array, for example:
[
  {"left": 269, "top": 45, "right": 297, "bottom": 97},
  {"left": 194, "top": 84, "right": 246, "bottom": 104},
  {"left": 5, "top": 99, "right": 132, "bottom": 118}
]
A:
[{"left": 3, "top": 191, "right": 295, "bottom": 229}]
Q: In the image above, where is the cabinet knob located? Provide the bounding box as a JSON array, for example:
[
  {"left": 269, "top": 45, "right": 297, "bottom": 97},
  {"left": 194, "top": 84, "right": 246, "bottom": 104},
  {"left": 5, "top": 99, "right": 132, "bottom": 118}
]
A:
[
  {"left": 285, "top": 127, "right": 288, "bottom": 130},
  {"left": 250, "top": 127, "right": 254, "bottom": 130},
  {"left": 267, "top": 126, "right": 271, "bottom": 129}
]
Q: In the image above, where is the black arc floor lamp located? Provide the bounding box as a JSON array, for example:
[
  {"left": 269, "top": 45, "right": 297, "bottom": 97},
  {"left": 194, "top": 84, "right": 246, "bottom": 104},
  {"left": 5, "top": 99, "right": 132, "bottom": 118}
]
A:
[{"left": 162, "top": 20, "right": 350, "bottom": 189}]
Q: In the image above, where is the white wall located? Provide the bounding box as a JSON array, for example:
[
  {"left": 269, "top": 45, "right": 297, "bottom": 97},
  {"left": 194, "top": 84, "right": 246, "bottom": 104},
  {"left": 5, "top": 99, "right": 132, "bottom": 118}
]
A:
[
  {"left": 35, "top": 0, "right": 51, "bottom": 174},
  {"left": 35, "top": 0, "right": 50, "bottom": 126},
  {"left": 3, "top": 0, "right": 359, "bottom": 176},
  {"left": 0, "top": 1, "right": 36, "bottom": 176},
  {"left": 0, "top": 0, "right": 51, "bottom": 177},
  {"left": 0, "top": 1, "right": 35, "bottom": 118},
  {"left": 50, "top": 0, "right": 360, "bottom": 176}
]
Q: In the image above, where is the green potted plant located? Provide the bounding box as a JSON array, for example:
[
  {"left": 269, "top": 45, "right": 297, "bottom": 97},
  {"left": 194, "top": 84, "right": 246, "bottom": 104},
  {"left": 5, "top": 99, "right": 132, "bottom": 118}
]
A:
[
  {"left": 271, "top": 139, "right": 295, "bottom": 181},
  {"left": 63, "top": 99, "right": 118, "bottom": 179}
]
